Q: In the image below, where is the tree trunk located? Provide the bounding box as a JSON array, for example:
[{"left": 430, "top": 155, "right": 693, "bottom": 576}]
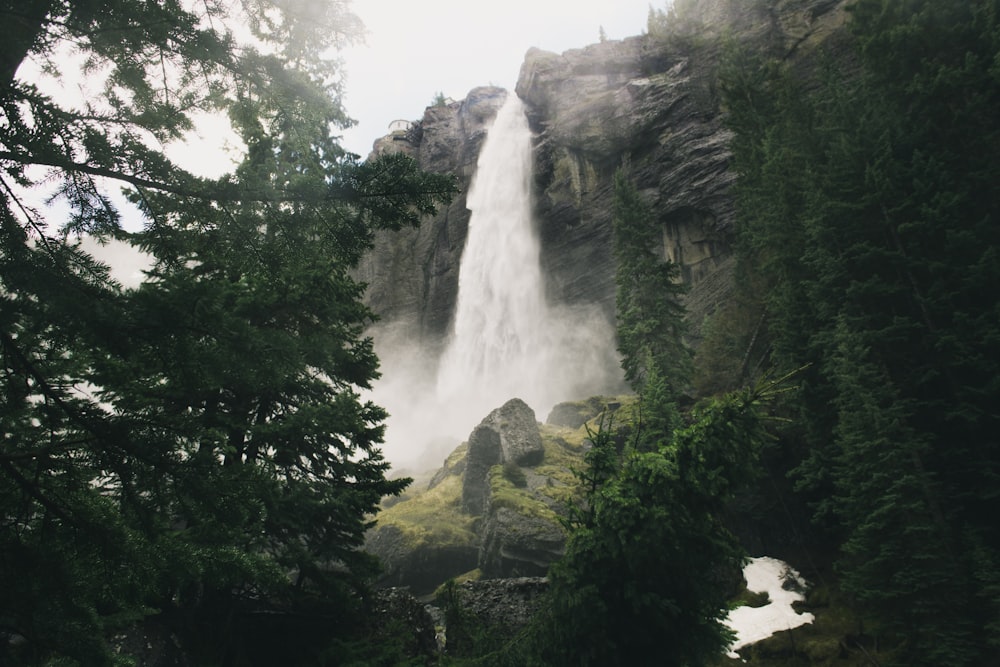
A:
[{"left": 0, "top": 0, "right": 58, "bottom": 90}]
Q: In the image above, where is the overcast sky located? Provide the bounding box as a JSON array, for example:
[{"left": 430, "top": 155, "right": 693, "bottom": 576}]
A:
[
  {"left": 23, "top": 1, "right": 662, "bottom": 279},
  {"left": 338, "top": 0, "right": 659, "bottom": 156}
]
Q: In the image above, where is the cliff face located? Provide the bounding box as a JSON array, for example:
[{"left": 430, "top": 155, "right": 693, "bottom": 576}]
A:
[
  {"left": 357, "top": 0, "right": 850, "bottom": 349},
  {"left": 354, "top": 86, "right": 507, "bottom": 348}
]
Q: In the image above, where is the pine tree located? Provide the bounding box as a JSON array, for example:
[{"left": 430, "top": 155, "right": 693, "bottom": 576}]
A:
[
  {"left": 0, "top": 1, "right": 455, "bottom": 663},
  {"left": 721, "top": 0, "right": 1000, "bottom": 662},
  {"left": 612, "top": 165, "right": 691, "bottom": 393},
  {"left": 529, "top": 378, "right": 781, "bottom": 666}
]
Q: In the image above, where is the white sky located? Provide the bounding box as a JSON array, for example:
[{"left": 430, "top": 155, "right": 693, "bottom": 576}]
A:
[{"left": 338, "top": 0, "right": 658, "bottom": 156}]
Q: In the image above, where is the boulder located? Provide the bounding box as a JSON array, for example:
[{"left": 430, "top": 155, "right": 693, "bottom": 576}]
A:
[
  {"left": 485, "top": 398, "right": 545, "bottom": 467},
  {"left": 446, "top": 577, "right": 548, "bottom": 637},
  {"left": 462, "top": 398, "right": 544, "bottom": 515}
]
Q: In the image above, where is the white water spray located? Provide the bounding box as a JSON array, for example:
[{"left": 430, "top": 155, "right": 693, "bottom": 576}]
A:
[
  {"left": 435, "top": 94, "right": 550, "bottom": 414},
  {"left": 371, "top": 92, "right": 624, "bottom": 472}
]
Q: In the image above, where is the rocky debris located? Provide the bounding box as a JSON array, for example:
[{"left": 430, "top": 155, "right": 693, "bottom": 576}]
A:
[
  {"left": 462, "top": 399, "right": 544, "bottom": 514},
  {"left": 429, "top": 576, "right": 549, "bottom": 656},
  {"left": 444, "top": 577, "right": 549, "bottom": 639}
]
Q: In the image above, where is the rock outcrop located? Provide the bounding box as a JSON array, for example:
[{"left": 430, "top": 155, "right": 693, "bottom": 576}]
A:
[
  {"left": 438, "top": 577, "right": 548, "bottom": 647},
  {"left": 354, "top": 86, "right": 507, "bottom": 349},
  {"left": 463, "top": 398, "right": 545, "bottom": 514},
  {"left": 361, "top": 0, "right": 855, "bottom": 603},
  {"left": 357, "top": 0, "right": 851, "bottom": 349},
  {"left": 479, "top": 506, "right": 565, "bottom": 578},
  {"left": 366, "top": 396, "right": 623, "bottom": 595}
]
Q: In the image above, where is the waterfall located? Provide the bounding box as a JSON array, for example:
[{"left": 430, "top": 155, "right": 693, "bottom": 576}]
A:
[
  {"left": 435, "top": 93, "right": 550, "bottom": 420},
  {"left": 370, "top": 91, "right": 623, "bottom": 472}
]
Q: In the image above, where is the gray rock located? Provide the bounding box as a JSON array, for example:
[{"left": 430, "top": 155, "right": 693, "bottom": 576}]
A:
[
  {"left": 461, "top": 423, "right": 503, "bottom": 515},
  {"left": 366, "top": 524, "right": 479, "bottom": 597},
  {"left": 462, "top": 398, "right": 544, "bottom": 515},
  {"left": 479, "top": 507, "right": 566, "bottom": 579},
  {"left": 448, "top": 577, "right": 548, "bottom": 635},
  {"left": 354, "top": 87, "right": 507, "bottom": 345},
  {"left": 485, "top": 398, "right": 545, "bottom": 467},
  {"left": 359, "top": 0, "right": 851, "bottom": 352},
  {"left": 545, "top": 396, "right": 613, "bottom": 428}
]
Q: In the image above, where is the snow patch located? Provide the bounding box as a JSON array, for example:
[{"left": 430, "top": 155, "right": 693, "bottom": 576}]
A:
[{"left": 725, "top": 556, "right": 815, "bottom": 659}]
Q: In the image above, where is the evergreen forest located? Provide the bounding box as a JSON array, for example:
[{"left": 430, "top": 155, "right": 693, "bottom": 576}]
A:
[{"left": 1, "top": 0, "right": 999, "bottom": 666}]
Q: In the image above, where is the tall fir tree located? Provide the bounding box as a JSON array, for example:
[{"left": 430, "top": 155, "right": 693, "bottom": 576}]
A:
[
  {"left": 0, "top": 1, "right": 455, "bottom": 664},
  {"left": 611, "top": 165, "right": 691, "bottom": 394}
]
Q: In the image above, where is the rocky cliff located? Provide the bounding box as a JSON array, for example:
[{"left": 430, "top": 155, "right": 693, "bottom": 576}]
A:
[
  {"left": 354, "top": 86, "right": 507, "bottom": 352},
  {"left": 356, "top": 0, "right": 850, "bottom": 353}
]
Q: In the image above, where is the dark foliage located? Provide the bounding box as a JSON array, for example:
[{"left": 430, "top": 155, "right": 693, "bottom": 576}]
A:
[
  {"left": 0, "top": 1, "right": 455, "bottom": 664},
  {"left": 721, "top": 0, "right": 1000, "bottom": 663}
]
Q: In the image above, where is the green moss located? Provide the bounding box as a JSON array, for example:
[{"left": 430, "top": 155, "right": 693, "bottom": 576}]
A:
[
  {"left": 431, "top": 569, "right": 482, "bottom": 601},
  {"left": 374, "top": 474, "right": 477, "bottom": 550},
  {"left": 502, "top": 461, "right": 527, "bottom": 488},
  {"left": 488, "top": 465, "right": 560, "bottom": 524},
  {"left": 442, "top": 441, "right": 468, "bottom": 469},
  {"left": 371, "top": 397, "right": 642, "bottom": 560}
]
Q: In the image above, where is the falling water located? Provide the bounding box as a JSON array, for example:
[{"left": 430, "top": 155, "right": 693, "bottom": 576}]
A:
[
  {"left": 371, "top": 91, "right": 623, "bottom": 472},
  {"left": 435, "top": 94, "right": 549, "bottom": 416}
]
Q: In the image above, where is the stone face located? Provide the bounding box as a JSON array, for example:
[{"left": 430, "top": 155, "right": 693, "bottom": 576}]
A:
[
  {"left": 366, "top": 524, "right": 479, "bottom": 597},
  {"left": 461, "top": 423, "right": 503, "bottom": 515},
  {"left": 517, "top": 36, "right": 739, "bottom": 338},
  {"left": 484, "top": 398, "right": 545, "bottom": 467},
  {"left": 449, "top": 577, "right": 548, "bottom": 636},
  {"left": 478, "top": 507, "right": 565, "bottom": 578}
]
